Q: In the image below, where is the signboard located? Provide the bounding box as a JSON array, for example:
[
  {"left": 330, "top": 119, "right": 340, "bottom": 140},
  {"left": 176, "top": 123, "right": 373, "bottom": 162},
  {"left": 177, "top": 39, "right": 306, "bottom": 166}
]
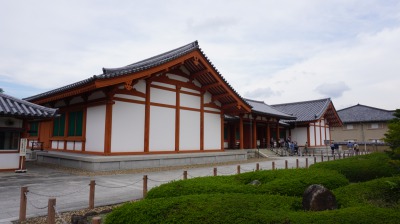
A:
[{"left": 19, "top": 138, "right": 27, "bottom": 156}]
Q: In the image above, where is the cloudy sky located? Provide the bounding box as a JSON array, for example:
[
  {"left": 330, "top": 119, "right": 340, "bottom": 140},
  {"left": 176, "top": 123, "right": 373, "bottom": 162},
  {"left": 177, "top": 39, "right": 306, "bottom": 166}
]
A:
[{"left": 1, "top": 0, "right": 399, "bottom": 110}]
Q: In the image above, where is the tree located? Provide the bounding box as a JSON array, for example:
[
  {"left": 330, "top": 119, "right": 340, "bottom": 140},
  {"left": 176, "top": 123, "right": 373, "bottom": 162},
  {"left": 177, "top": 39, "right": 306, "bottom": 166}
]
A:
[
  {"left": 384, "top": 109, "right": 400, "bottom": 168},
  {"left": 0, "top": 88, "right": 3, "bottom": 93}
]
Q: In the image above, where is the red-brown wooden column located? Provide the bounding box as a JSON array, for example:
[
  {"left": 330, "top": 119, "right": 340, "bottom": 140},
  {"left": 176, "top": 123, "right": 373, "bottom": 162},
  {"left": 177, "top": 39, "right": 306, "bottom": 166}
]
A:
[
  {"left": 252, "top": 117, "right": 257, "bottom": 148},
  {"left": 266, "top": 122, "right": 270, "bottom": 148},
  {"left": 200, "top": 92, "right": 204, "bottom": 150},
  {"left": 104, "top": 96, "right": 114, "bottom": 155},
  {"left": 175, "top": 86, "right": 181, "bottom": 152},
  {"left": 239, "top": 114, "right": 244, "bottom": 149},
  {"left": 276, "top": 120, "right": 280, "bottom": 143},
  {"left": 144, "top": 80, "right": 151, "bottom": 153},
  {"left": 221, "top": 113, "right": 224, "bottom": 150}
]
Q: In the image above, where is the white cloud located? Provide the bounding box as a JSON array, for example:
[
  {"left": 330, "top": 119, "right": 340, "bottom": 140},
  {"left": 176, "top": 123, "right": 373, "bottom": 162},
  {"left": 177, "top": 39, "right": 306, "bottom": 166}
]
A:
[{"left": 0, "top": 0, "right": 399, "bottom": 110}]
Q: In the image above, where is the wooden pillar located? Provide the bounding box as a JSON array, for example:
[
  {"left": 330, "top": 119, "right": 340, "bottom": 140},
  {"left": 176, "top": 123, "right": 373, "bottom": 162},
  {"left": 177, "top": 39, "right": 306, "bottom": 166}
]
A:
[
  {"left": 144, "top": 80, "right": 151, "bottom": 153},
  {"left": 175, "top": 86, "right": 181, "bottom": 152},
  {"left": 89, "top": 180, "right": 95, "bottom": 209},
  {"left": 221, "top": 113, "right": 225, "bottom": 150},
  {"left": 239, "top": 115, "right": 244, "bottom": 149},
  {"left": 252, "top": 117, "right": 257, "bottom": 148},
  {"left": 104, "top": 95, "right": 114, "bottom": 155},
  {"left": 200, "top": 92, "right": 204, "bottom": 150},
  {"left": 276, "top": 121, "right": 280, "bottom": 144},
  {"left": 19, "top": 186, "right": 28, "bottom": 222},
  {"left": 266, "top": 123, "right": 270, "bottom": 148},
  {"left": 47, "top": 198, "right": 56, "bottom": 224}
]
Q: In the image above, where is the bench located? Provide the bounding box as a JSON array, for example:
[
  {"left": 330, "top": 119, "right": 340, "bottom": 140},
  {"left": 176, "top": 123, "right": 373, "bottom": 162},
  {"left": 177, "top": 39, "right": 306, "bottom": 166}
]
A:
[{"left": 31, "top": 141, "right": 44, "bottom": 151}]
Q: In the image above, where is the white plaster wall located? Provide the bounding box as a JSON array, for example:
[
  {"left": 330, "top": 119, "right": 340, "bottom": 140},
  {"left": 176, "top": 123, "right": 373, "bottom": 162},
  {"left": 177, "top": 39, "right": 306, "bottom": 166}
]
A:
[
  {"left": 203, "top": 91, "right": 212, "bottom": 104},
  {"left": 88, "top": 90, "right": 106, "bottom": 101},
  {"left": 111, "top": 101, "right": 145, "bottom": 152},
  {"left": 150, "top": 87, "right": 176, "bottom": 105},
  {"left": 149, "top": 106, "right": 175, "bottom": 151},
  {"left": 114, "top": 94, "right": 145, "bottom": 101},
  {"left": 181, "top": 87, "right": 200, "bottom": 94},
  {"left": 180, "top": 93, "right": 200, "bottom": 109},
  {"left": 310, "top": 125, "right": 316, "bottom": 146},
  {"left": 167, "top": 73, "right": 189, "bottom": 82},
  {"left": 85, "top": 105, "right": 106, "bottom": 152},
  {"left": 51, "top": 141, "right": 62, "bottom": 149},
  {"left": 316, "top": 124, "right": 321, "bottom": 146},
  {"left": 291, "top": 127, "right": 308, "bottom": 145},
  {"left": 0, "top": 153, "right": 19, "bottom": 169},
  {"left": 204, "top": 113, "right": 221, "bottom": 150},
  {"left": 67, "top": 141, "right": 74, "bottom": 150},
  {"left": 321, "top": 126, "right": 326, "bottom": 145},
  {"left": 70, "top": 96, "right": 84, "bottom": 105},
  {"left": 180, "top": 110, "right": 200, "bottom": 150},
  {"left": 204, "top": 107, "right": 221, "bottom": 113},
  {"left": 134, "top": 80, "right": 146, "bottom": 94}
]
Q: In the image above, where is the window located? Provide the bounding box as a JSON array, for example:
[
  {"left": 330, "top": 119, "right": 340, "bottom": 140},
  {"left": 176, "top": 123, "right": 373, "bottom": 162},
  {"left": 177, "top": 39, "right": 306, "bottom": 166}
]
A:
[
  {"left": 369, "top": 123, "right": 381, "bottom": 129},
  {"left": 53, "top": 113, "right": 65, "bottom": 136},
  {"left": 68, "top": 110, "right": 83, "bottom": 136},
  {"left": 29, "top": 121, "right": 39, "bottom": 137},
  {"left": 345, "top": 124, "right": 354, "bottom": 130},
  {"left": 0, "top": 130, "right": 20, "bottom": 150}
]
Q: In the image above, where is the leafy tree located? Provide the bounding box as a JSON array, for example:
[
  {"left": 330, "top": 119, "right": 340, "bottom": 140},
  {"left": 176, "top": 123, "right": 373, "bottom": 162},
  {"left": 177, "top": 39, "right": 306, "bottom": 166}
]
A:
[
  {"left": 0, "top": 88, "right": 3, "bottom": 93},
  {"left": 384, "top": 109, "right": 400, "bottom": 168}
]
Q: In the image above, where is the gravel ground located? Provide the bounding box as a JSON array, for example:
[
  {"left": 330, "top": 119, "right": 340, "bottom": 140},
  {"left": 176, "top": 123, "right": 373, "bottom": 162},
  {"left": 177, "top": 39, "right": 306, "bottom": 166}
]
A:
[{"left": 14, "top": 157, "right": 273, "bottom": 223}]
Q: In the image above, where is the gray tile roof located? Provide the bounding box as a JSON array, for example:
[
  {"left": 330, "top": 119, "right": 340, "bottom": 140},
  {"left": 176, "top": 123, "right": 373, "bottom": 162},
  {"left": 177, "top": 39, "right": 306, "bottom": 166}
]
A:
[
  {"left": 245, "top": 99, "right": 296, "bottom": 120},
  {"left": 337, "top": 104, "right": 395, "bottom": 123},
  {"left": 23, "top": 41, "right": 251, "bottom": 111},
  {"left": 272, "top": 98, "right": 332, "bottom": 123},
  {"left": 102, "top": 41, "right": 199, "bottom": 76},
  {"left": 0, "top": 93, "right": 57, "bottom": 118}
]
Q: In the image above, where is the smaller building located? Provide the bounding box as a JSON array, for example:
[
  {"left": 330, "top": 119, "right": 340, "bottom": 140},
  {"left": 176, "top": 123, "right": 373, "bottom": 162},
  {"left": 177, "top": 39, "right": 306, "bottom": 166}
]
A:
[
  {"left": 0, "top": 93, "right": 57, "bottom": 171},
  {"left": 331, "top": 104, "right": 395, "bottom": 144},
  {"left": 272, "top": 98, "right": 343, "bottom": 148}
]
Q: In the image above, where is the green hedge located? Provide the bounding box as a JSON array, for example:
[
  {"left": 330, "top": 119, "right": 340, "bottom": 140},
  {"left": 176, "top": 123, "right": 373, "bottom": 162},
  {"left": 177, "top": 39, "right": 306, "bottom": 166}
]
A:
[
  {"left": 334, "top": 176, "right": 400, "bottom": 208},
  {"left": 105, "top": 194, "right": 400, "bottom": 224},
  {"left": 146, "top": 168, "right": 349, "bottom": 199},
  {"left": 309, "top": 152, "right": 399, "bottom": 182}
]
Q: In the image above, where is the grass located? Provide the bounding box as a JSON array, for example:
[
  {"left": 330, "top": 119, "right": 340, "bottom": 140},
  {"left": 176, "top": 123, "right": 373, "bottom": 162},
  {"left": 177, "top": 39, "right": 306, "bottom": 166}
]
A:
[{"left": 105, "top": 152, "right": 400, "bottom": 224}]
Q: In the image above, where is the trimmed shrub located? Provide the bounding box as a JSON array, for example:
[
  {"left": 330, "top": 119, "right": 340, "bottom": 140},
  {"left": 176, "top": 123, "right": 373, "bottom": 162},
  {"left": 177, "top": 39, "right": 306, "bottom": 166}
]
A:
[
  {"left": 334, "top": 176, "right": 400, "bottom": 208},
  {"left": 105, "top": 195, "right": 400, "bottom": 224},
  {"left": 146, "top": 168, "right": 349, "bottom": 199},
  {"left": 309, "top": 152, "right": 400, "bottom": 182}
]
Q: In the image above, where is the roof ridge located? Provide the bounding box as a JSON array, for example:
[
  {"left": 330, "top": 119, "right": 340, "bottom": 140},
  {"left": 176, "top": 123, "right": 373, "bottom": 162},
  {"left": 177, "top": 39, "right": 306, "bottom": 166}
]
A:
[
  {"left": 337, "top": 103, "right": 394, "bottom": 112},
  {"left": 271, "top": 98, "right": 330, "bottom": 106}
]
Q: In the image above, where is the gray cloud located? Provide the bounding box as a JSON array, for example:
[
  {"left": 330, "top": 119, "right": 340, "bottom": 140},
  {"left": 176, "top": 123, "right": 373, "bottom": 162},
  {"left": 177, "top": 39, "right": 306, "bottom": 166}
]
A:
[{"left": 314, "top": 81, "right": 350, "bottom": 98}]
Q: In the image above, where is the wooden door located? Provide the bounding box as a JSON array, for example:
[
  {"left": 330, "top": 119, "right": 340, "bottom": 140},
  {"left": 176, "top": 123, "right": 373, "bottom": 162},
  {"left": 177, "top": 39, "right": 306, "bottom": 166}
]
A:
[{"left": 39, "top": 120, "right": 52, "bottom": 149}]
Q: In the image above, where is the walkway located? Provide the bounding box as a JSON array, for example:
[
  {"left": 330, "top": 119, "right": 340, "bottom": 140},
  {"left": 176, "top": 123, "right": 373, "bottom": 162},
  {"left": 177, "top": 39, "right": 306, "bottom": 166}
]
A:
[{"left": 0, "top": 153, "right": 336, "bottom": 223}]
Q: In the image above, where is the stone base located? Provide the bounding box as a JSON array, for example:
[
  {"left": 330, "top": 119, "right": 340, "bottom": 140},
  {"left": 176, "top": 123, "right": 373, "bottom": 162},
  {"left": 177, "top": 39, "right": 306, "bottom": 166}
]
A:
[{"left": 35, "top": 150, "right": 248, "bottom": 171}]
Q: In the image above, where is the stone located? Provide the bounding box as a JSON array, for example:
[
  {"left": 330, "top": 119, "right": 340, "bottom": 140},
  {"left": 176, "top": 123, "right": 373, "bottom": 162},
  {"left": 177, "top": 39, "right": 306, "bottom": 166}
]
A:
[
  {"left": 249, "top": 180, "right": 261, "bottom": 186},
  {"left": 302, "top": 184, "right": 338, "bottom": 211},
  {"left": 71, "top": 214, "right": 86, "bottom": 224}
]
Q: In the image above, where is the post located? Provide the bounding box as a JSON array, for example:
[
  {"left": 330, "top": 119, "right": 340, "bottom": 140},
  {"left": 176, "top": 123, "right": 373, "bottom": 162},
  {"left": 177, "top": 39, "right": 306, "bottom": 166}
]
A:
[
  {"left": 272, "top": 161, "right": 275, "bottom": 170},
  {"left": 321, "top": 155, "right": 324, "bottom": 162},
  {"left": 343, "top": 152, "right": 346, "bottom": 158},
  {"left": 143, "top": 175, "right": 148, "bottom": 198},
  {"left": 256, "top": 163, "right": 260, "bottom": 171},
  {"left": 333, "top": 155, "right": 336, "bottom": 160},
  {"left": 305, "top": 158, "right": 309, "bottom": 168},
  {"left": 328, "top": 156, "right": 330, "bottom": 161},
  {"left": 92, "top": 216, "right": 102, "bottom": 224},
  {"left": 47, "top": 198, "right": 56, "bottom": 224},
  {"left": 89, "top": 180, "right": 95, "bottom": 209},
  {"left": 296, "top": 159, "right": 299, "bottom": 168},
  {"left": 19, "top": 186, "right": 28, "bottom": 222},
  {"left": 314, "top": 156, "right": 317, "bottom": 164},
  {"left": 213, "top": 167, "right": 217, "bottom": 176},
  {"left": 285, "top": 160, "right": 288, "bottom": 169},
  {"left": 237, "top": 165, "right": 241, "bottom": 174},
  {"left": 183, "top": 171, "right": 187, "bottom": 180}
]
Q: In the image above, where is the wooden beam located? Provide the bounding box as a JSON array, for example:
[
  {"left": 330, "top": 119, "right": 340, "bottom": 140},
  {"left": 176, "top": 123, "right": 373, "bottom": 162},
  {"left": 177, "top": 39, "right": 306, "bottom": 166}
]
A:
[
  {"left": 202, "top": 82, "right": 221, "bottom": 91},
  {"left": 189, "top": 69, "right": 208, "bottom": 81},
  {"left": 212, "top": 92, "right": 230, "bottom": 102}
]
